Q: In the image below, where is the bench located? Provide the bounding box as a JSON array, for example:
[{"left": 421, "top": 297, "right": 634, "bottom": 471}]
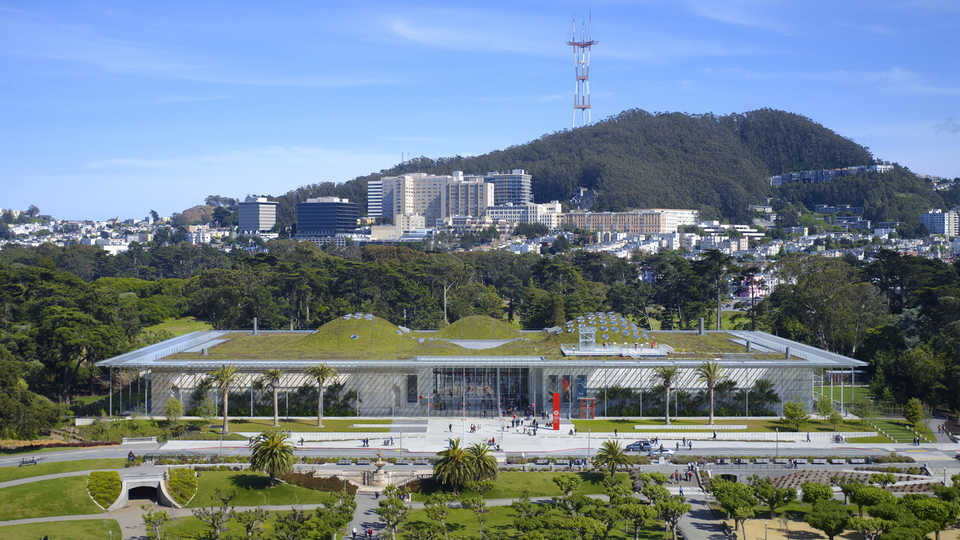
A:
[
  {"left": 19, "top": 457, "right": 39, "bottom": 467},
  {"left": 555, "top": 459, "right": 570, "bottom": 466},
  {"left": 535, "top": 459, "right": 550, "bottom": 466},
  {"left": 830, "top": 459, "right": 846, "bottom": 465},
  {"left": 357, "top": 459, "right": 372, "bottom": 466},
  {"left": 811, "top": 459, "right": 827, "bottom": 465},
  {"left": 336, "top": 459, "right": 353, "bottom": 466},
  {"left": 850, "top": 458, "right": 866, "bottom": 464},
  {"left": 794, "top": 459, "right": 809, "bottom": 465}
]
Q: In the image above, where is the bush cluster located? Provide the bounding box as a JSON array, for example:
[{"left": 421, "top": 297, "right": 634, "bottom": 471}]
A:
[
  {"left": 87, "top": 471, "right": 122, "bottom": 509},
  {"left": 281, "top": 473, "right": 358, "bottom": 495},
  {"left": 166, "top": 468, "right": 198, "bottom": 505}
]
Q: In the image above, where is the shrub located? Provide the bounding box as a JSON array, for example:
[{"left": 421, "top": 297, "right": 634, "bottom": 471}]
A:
[
  {"left": 88, "top": 471, "right": 122, "bottom": 509},
  {"left": 166, "top": 468, "right": 198, "bottom": 505},
  {"left": 281, "top": 473, "right": 358, "bottom": 495}
]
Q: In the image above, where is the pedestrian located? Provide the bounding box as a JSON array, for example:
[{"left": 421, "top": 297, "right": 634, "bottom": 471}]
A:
[
  {"left": 679, "top": 486, "right": 684, "bottom": 498},
  {"left": 688, "top": 440, "right": 693, "bottom": 450},
  {"left": 713, "top": 431, "right": 717, "bottom": 440},
  {"left": 682, "top": 436, "right": 686, "bottom": 445},
  {"left": 614, "top": 428, "right": 618, "bottom": 437},
  {"left": 449, "top": 423, "right": 452, "bottom": 432},
  {"left": 676, "top": 442, "right": 680, "bottom": 450},
  {"left": 353, "top": 527, "right": 357, "bottom": 539}
]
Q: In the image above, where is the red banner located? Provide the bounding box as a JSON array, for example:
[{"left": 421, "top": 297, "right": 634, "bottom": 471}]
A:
[{"left": 552, "top": 392, "right": 560, "bottom": 430}]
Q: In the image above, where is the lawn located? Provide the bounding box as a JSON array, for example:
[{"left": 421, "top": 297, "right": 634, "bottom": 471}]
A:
[
  {"left": 188, "top": 471, "right": 343, "bottom": 507},
  {"left": 815, "top": 385, "right": 871, "bottom": 407},
  {"left": 403, "top": 505, "right": 668, "bottom": 539},
  {"left": 413, "top": 471, "right": 631, "bottom": 501},
  {"left": 143, "top": 316, "right": 213, "bottom": 336},
  {"left": 165, "top": 514, "right": 280, "bottom": 539},
  {"left": 572, "top": 418, "right": 875, "bottom": 433},
  {"left": 0, "top": 458, "right": 125, "bottom": 483},
  {"left": 648, "top": 332, "right": 745, "bottom": 353},
  {"left": 0, "top": 519, "right": 121, "bottom": 540},
  {"left": 0, "top": 476, "right": 102, "bottom": 520},
  {"left": 226, "top": 418, "right": 391, "bottom": 433},
  {"left": 431, "top": 315, "right": 522, "bottom": 339},
  {"left": 77, "top": 418, "right": 248, "bottom": 443},
  {"left": 872, "top": 419, "right": 931, "bottom": 443}
]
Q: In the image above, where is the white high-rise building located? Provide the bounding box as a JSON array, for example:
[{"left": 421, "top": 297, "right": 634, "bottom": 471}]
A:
[
  {"left": 367, "top": 180, "right": 383, "bottom": 218},
  {"left": 237, "top": 196, "right": 278, "bottom": 233},
  {"left": 485, "top": 169, "right": 532, "bottom": 206},
  {"left": 921, "top": 209, "right": 959, "bottom": 237}
]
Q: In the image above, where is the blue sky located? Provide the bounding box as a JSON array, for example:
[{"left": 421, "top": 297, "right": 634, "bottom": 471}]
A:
[{"left": 2, "top": 1, "right": 958, "bottom": 220}]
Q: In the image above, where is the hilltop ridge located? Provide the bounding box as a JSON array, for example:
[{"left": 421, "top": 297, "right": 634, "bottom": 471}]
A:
[{"left": 272, "top": 108, "right": 885, "bottom": 225}]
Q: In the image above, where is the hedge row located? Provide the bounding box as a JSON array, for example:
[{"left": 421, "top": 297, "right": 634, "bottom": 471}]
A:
[
  {"left": 88, "top": 471, "right": 122, "bottom": 509},
  {"left": 281, "top": 472, "right": 358, "bottom": 495}
]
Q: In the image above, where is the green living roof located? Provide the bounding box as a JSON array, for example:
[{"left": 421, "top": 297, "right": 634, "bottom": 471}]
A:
[{"left": 166, "top": 314, "right": 763, "bottom": 361}]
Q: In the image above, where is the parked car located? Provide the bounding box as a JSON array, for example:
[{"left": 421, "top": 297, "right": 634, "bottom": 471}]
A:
[{"left": 626, "top": 440, "right": 652, "bottom": 452}]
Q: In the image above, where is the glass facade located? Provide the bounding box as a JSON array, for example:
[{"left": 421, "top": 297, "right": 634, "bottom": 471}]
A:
[{"left": 430, "top": 367, "right": 530, "bottom": 416}]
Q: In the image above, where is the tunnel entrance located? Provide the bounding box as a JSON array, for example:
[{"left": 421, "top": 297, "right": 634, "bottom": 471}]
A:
[{"left": 128, "top": 485, "right": 158, "bottom": 503}]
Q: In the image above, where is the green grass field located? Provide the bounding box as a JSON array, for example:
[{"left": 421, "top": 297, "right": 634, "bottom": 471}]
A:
[
  {"left": 143, "top": 317, "right": 213, "bottom": 336},
  {"left": 872, "top": 419, "right": 931, "bottom": 443},
  {"left": 187, "top": 471, "right": 343, "bottom": 507},
  {"left": 431, "top": 315, "right": 522, "bottom": 339},
  {"left": 815, "top": 385, "right": 871, "bottom": 407},
  {"left": 648, "top": 332, "right": 745, "bottom": 353},
  {"left": 0, "top": 458, "right": 125, "bottom": 483},
  {"left": 0, "top": 519, "right": 121, "bottom": 540},
  {"left": 413, "top": 471, "right": 630, "bottom": 501},
  {"left": 0, "top": 476, "right": 102, "bottom": 520},
  {"left": 572, "top": 418, "right": 875, "bottom": 433},
  {"left": 403, "top": 505, "right": 668, "bottom": 539}
]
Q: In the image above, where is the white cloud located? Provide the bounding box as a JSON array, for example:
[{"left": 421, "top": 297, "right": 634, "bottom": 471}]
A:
[
  {"left": 0, "top": 8, "right": 397, "bottom": 87},
  {"left": 382, "top": 13, "right": 769, "bottom": 62},
  {"left": 703, "top": 66, "right": 960, "bottom": 96},
  {"left": 682, "top": 0, "right": 792, "bottom": 34},
  {"left": 935, "top": 117, "right": 960, "bottom": 134}
]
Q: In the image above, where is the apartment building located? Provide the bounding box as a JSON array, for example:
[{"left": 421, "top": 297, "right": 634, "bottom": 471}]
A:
[
  {"left": 921, "top": 209, "right": 959, "bottom": 237},
  {"left": 562, "top": 209, "right": 699, "bottom": 234}
]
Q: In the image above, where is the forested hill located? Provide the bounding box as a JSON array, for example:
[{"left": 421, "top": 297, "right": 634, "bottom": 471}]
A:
[{"left": 272, "top": 108, "right": 878, "bottom": 225}]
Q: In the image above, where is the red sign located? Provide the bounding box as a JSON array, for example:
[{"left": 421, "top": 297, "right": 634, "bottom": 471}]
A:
[{"left": 552, "top": 392, "right": 560, "bottom": 430}]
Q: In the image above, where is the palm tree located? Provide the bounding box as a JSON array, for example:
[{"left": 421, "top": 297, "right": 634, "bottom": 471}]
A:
[
  {"left": 467, "top": 443, "right": 498, "bottom": 482},
  {"left": 249, "top": 431, "right": 294, "bottom": 485},
  {"left": 257, "top": 369, "right": 284, "bottom": 427},
  {"left": 696, "top": 361, "right": 724, "bottom": 425},
  {"left": 305, "top": 364, "right": 338, "bottom": 427},
  {"left": 593, "top": 440, "right": 628, "bottom": 477},
  {"left": 654, "top": 366, "right": 680, "bottom": 425},
  {"left": 434, "top": 438, "right": 475, "bottom": 491},
  {"left": 208, "top": 365, "right": 239, "bottom": 433}
]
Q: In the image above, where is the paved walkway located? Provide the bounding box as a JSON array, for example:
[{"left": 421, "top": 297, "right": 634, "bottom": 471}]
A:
[
  {"left": 679, "top": 490, "right": 725, "bottom": 540},
  {"left": 927, "top": 419, "right": 953, "bottom": 444},
  {"left": 347, "top": 492, "right": 384, "bottom": 539}
]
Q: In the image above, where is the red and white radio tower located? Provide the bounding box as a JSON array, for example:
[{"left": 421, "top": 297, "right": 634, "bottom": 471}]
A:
[{"left": 567, "top": 16, "right": 596, "bottom": 129}]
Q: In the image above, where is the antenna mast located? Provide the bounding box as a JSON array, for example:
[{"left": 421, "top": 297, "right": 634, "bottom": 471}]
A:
[{"left": 567, "top": 16, "right": 596, "bottom": 129}]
